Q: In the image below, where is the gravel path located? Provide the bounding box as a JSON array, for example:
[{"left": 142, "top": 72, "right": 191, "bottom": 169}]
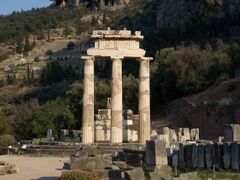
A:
[{"left": 0, "top": 155, "right": 68, "bottom": 180}]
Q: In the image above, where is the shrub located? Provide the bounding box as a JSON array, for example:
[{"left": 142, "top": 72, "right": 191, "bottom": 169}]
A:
[
  {"left": 0, "top": 134, "right": 16, "bottom": 147},
  {"left": 45, "top": 50, "right": 53, "bottom": 56},
  {"left": 59, "top": 170, "right": 100, "bottom": 180}
]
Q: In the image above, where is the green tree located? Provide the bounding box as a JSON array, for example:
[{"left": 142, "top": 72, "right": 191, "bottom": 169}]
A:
[
  {"left": 32, "top": 98, "right": 76, "bottom": 139},
  {"left": 123, "top": 74, "right": 139, "bottom": 112},
  {"left": 0, "top": 114, "right": 11, "bottom": 135},
  {"left": 16, "top": 36, "right": 23, "bottom": 54},
  {"left": 9, "top": 99, "right": 40, "bottom": 140},
  {"left": 24, "top": 36, "right": 31, "bottom": 53}
]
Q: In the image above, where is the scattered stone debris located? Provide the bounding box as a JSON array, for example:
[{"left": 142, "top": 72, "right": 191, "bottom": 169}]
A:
[
  {"left": 0, "top": 161, "right": 19, "bottom": 176},
  {"left": 124, "top": 168, "right": 145, "bottom": 180}
]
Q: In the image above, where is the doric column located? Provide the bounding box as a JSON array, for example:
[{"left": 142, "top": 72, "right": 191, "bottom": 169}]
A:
[
  {"left": 82, "top": 56, "right": 95, "bottom": 144},
  {"left": 139, "top": 57, "right": 152, "bottom": 143},
  {"left": 111, "top": 57, "right": 123, "bottom": 143}
]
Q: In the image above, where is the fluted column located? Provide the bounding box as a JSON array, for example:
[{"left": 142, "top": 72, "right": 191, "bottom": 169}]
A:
[
  {"left": 139, "top": 57, "right": 152, "bottom": 143},
  {"left": 82, "top": 56, "right": 95, "bottom": 144},
  {"left": 111, "top": 57, "right": 123, "bottom": 143}
]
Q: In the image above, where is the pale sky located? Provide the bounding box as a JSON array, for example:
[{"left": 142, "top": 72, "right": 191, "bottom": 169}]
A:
[{"left": 0, "top": 0, "right": 52, "bottom": 15}]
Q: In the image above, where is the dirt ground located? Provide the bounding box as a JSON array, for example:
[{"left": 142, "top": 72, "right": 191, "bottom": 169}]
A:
[{"left": 0, "top": 155, "right": 68, "bottom": 180}]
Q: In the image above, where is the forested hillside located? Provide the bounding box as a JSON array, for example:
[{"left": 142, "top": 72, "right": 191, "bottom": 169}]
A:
[{"left": 1, "top": 0, "right": 240, "bottom": 144}]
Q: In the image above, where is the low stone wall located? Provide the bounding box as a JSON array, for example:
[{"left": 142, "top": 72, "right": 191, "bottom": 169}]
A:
[{"left": 171, "top": 142, "right": 240, "bottom": 171}]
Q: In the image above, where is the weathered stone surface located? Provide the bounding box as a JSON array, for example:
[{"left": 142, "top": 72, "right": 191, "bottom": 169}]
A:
[
  {"left": 139, "top": 58, "right": 151, "bottom": 143},
  {"left": 184, "top": 144, "right": 192, "bottom": 167},
  {"left": 149, "top": 165, "right": 172, "bottom": 180},
  {"left": 230, "top": 142, "right": 239, "bottom": 171},
  {"left": 82, "top": 56, "right": 95, "bottom": 144},
  {"left": 111, "top": 58, "right": 123, "bottom": 143},
  {"left": 178, "top": 172, "right": 200, "bottom": 180},
  {"left": 70, "top": 156, "right": 112, "bottom": 170},
  {"left": 192, "top": 144, "right": 197, "bottom": 168},
  {"left": 178, "top": 143, "right": 185, "bottom": 166},
  {"left": 119, "top": 151, "right": 143, "bottom": 167},
  {"left": 146, "top": 140, "right": 167, "bottom": 169},
  {"left": 213, "top": 143, "right": 221, "bottom": 168},
  {"left": 197, "top": 144, "right": 204, "bottom": 169},
  {"left": 83, "top": 28, "right": 152, "bottom": 144},
  {"left": 224, "top": 124, "right": 240, "bottom": 142},
  {"left": 0, "top": 161, "right": 19, "bottom": 176},
  {"left": 125, "top": 168, "right": 145, "bottom": 180},
  {"left": 223, "top": 143, "right": 231, "bottom": 170},
  {"left": 178, "top": 128, "right": 190, "bottom": 143},
  {"left": 205, "top": 143, "right": 213, "bottom": 169},
  {"left": 94, "top": 169, "right": 122, "bottom": 180},
  {"left": 190, "top": 128, "right": 199, "bottom": 140},
  {"left": 172, "top": 150, "right": 178, "bottom": 167}
]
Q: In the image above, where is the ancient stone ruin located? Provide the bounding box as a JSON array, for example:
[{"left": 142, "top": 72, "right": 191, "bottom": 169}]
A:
[
  {"left": 81, "top": 28, "right": 152, "bottom": 144},
  {"left": 95, "top": 98, "right": 139, "bottom": 142}
]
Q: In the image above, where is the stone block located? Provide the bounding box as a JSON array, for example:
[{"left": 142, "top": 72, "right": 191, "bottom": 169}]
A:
[
  {"left": 205, "top": 143, "right": 213, "bottom": 169},
  {"left": 190, "top": 128, "right": 199, "bottom": 140},
  {"left": 106, "top": 120, "right": 111, "bottom": 128},
  {"left": 192, "top": 144, "right": 197, "bottom": 168},
  {"left": 119, "top": 152, "right": 143, "bottom": 167},
  {"left": 223, "top": 143, "right": 231, "bottom": 170},
  {"left": 123, "top": 130, "right": 138, "bottom": 142},
  {"left": 60, "top": 129, "right": 69, "bottom": 140},
  {"left": 95, "top": 129, "right": 105, "bottom": 142},
  {"left": 172, "top": 150, "right": 178, "bottom": 167},
  {"left": 224, "top": 124, "right": 240, "bottom": 142},
  {"left": 178, "top": 172, "right": 199, "bottom": 180},
  {"left": 95, "top": 126, "right": 103, "bottom": 130},
  {"left": 170, "top": 129, "right": 178, "bottom": 142},
  {"left": 106, "top": 130, "right": 111, "bottom": 141},
  {"left": 151, "top": 130, "right": 158, "bottom": 139},
  {"left": 125, "top": 168, "right": 145, "bottom": 180},
  {"left": 70, "top": 130, "right": 81, "bottom": 139},
  {"left": 184, "top": 144, "right": 192, "bottom": 167},
  {"left": 94, "top": 169, "right": 122, "bottom": 180},
  {"left": 132, "top": 115, "right": 139, "bottom": 121},
  {"left": 146, "top": 140, "right": 168, "bottom": 169},
  {"left": 197, "top": 144, "right": 205, "bottom": 169},
  {"left": 149, "top": 165, "right": 172, "bottom": 180},
  {"left": 213, "top": 143, "right": 222, "bottom": 168},
  {"left": 178, "top": 128, "right": 190, "bottom": 143},
  {"left": 178, "top": 143, "right": 185, "bottom": 166},
  {"left": 0, "top": 162, "right": 19, "bottom": 175},
  {"left": 123, "top": 120, "right": 133, "bottom": 126},
  {"left": 95, "top": 120, "right": 104, "bottom": 126},
  {"left": 70, "top": 156, "right": 112, "bottom": 171},
  {"left": 157, "top": 135, "right": 170, "bottom": 148},
  {"left": 231, "top": 142, "right": 239, "bottom": 171}
]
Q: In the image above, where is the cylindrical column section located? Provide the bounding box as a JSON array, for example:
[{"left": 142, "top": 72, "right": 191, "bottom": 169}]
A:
[
  {"left": 82, "top": 56, "right": 95, "bottom": 144},
  {"left": 139, "top": 58, "right": 151, "bottom": 143},
  {"left": 111, "top": 57, "right": 123, "bottom": 143}
]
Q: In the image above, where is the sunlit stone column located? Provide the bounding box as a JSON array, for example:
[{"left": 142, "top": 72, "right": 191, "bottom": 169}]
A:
[
  {"left": 82, "top": 56, "right": 95, "bottom": 144},
  {"left": 139, "top": 57, "right": 152, "bottom": 143},
  {"left": 111, "top": 57, "right": 123, "bottom": 143}
]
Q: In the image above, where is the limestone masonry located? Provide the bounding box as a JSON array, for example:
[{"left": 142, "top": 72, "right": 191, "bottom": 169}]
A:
[{"left": 82, "top": 28, "right": 152, "bottom": 144}]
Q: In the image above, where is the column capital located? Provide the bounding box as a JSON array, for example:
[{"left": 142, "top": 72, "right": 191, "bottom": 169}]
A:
[
  {"left": 138, "top": 57, "right": 153, "bottom": 62},
  {"left": 81, "top": 56, "right": 95, "bottom": 61},
  {"left": 111, "top": 56, "right": 124, "bottom": 61}
]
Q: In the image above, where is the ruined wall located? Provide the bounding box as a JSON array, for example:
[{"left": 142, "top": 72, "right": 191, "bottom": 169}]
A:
[
  {"left": 167, "top": 99, "right": 236, "bottom": 140},
  {"left": 94, "top": 99, "right": 139, "bottom": 142},
  {"left": 172, "top": 142, "right": 240, "bottom": 171}
]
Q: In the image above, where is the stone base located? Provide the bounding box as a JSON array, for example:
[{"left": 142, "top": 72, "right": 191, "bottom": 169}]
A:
[{"left": 0, "top": 161, "right": 19, "bottom": 176}]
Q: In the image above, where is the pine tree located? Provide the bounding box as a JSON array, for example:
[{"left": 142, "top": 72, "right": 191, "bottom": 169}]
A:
[
  {"left": 16, "top": 36, "right": 23, "bottom": 54},
  {"left": 24, "top": 36, "right": 30, "bottom": 53}
]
